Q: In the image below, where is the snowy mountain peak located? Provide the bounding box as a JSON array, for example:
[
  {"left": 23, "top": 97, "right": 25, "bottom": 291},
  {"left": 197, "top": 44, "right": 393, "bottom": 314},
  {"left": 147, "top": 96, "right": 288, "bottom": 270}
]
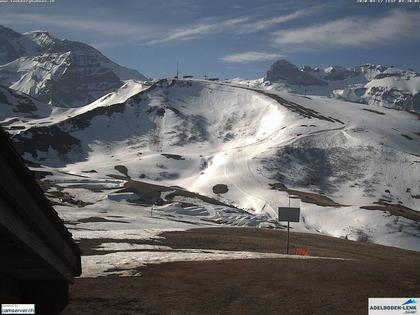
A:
[
  {"left": 264, "top": 59, "right": 328, "bottom": 86},
  {"left": 23, "top": 30, "right": 51, "bottom": 37},
  {"left": 272, "top": 59, "right": 295, "bottom": 67},
  {"left": 263, "top": 59, "right": 420, "bottom": 112},
  {"left": 324, "top": 65, "right": 347, "bottom": 74},
  {"left": 0, "top": 25, "right": 148, "bottom": 108},
  {"left": 23, "top": 30, "right": 55, "bottom": 48}
]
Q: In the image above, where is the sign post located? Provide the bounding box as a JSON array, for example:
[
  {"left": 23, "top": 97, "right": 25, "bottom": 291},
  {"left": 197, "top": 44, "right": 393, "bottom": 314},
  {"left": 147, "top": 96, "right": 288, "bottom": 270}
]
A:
[
  {"left": 278, "top": 197, "right": 300, "bottom": 254},
  {"left": 287, "top": 220, "right": 290, "bottom": 254}
]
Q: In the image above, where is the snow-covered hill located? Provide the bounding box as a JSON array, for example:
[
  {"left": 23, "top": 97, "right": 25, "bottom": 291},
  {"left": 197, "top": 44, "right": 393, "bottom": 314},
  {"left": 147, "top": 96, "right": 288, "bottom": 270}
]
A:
[
  {"left": 0, "top": 84, "right": 52, "bottom": 131},
  {"left": 259, "top": 59, "right": 420, "bottom": 112},
  {"left": 0, "top": 79, "right": 149, "bottom": 136},
  {"left": 0, "top": 25, "right": 148, "bottom": 108},
  {"left": 12, "top": 79, "right": 420, "bottom": 251}
]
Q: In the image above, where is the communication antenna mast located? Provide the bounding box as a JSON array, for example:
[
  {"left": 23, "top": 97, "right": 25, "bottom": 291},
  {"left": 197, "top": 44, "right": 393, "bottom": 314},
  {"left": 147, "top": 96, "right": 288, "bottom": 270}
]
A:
[{"left": 176, "top": 61, "right": 179, "bottom": 78}]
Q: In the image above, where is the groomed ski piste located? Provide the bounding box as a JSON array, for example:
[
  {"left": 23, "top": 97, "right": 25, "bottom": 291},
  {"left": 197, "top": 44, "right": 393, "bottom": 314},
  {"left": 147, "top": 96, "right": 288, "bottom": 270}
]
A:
[{"left": 6, "top": 78, "right": 420, "bottom": 276}]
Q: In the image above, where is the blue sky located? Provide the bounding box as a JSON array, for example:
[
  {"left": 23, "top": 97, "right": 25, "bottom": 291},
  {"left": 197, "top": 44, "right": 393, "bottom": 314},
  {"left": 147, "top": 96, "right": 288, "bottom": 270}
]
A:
[{"left": 1, "top": 0, "right": 420, "bottom": 79}]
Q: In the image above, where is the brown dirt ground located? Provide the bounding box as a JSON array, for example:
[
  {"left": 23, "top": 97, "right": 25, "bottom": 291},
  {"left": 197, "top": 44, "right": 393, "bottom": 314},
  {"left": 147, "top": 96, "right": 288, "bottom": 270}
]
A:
[{"left": 63, "top": 227, "right": 420, "bottom": 315}]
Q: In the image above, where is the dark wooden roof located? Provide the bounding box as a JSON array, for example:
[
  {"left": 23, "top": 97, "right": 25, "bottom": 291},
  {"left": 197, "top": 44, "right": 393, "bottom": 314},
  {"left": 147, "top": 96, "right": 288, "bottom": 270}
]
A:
[{"left": 0, "top": 127, "right": 81, "bottom": 281}]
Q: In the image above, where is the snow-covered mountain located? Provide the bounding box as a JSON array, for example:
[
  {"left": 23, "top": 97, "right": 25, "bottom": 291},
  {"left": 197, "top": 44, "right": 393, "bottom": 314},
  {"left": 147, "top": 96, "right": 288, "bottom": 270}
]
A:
[
  {"left": 1, "top": 27, "right": 418, "bottom": 251},
  {"left": 261, "top": 59, "right": 420, "bottom": 112},
  {"left": 12, "top": 78, "right": 420, "bottom": 251},
  {"left": 0, "top": 84, "right": 52, "bottom": 131},
  {"left": 0, "top": 25, "right": 148, "bottom": 108},
  {"left": 264, "top": 60, "right": 328, "bottom": 87},
  {"left": 0, "top": 79, "right": 149, "bottom": 135}
]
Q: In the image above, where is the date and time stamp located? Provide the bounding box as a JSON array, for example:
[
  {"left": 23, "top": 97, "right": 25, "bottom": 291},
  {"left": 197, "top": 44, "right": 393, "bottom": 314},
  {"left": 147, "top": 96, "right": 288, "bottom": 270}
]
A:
[{"left": 356, "top": 0, "right": 420, "bottom": 3}]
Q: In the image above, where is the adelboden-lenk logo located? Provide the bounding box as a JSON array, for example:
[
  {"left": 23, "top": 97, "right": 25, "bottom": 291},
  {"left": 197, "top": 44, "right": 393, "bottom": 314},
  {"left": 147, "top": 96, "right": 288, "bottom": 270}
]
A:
[{"left": 369, "top": 298, "right": 418, "bottom": 315}]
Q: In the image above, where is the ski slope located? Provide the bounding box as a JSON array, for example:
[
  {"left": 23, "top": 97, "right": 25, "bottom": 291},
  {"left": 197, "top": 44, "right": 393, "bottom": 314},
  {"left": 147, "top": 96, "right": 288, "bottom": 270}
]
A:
[{"left": 10, "top": 79, "right": 420, "bottom": 251}]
